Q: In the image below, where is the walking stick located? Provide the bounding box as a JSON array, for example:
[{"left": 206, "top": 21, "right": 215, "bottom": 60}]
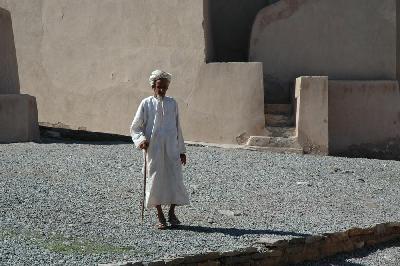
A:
[{"left": 141, "top": 150, "right": 147, "bottom": 224}]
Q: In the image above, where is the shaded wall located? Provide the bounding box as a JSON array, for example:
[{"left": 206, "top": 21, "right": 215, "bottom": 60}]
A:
[
  {"left": 208, "top": 0, "right": 276, "bottom": 62},
  {"left": 250, "top": 0, "right": 397, "bottom": 103},
  {"left": 397, "top": 0, "right": 400, "bottom": 81},
  {"left": 0, "top": 6, "right": 39, "bottom": 143},
  {"left": 0, "top": 7, "right": 19, "bottom": 94},
  {"left": 203, "top": 0, "right": 214, "bottom": 63},
  {"left": 0, "top": 94, "right": 40, "bottom": 143}
]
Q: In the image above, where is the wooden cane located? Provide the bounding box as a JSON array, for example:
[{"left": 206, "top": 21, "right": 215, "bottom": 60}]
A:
[{"left": 141, "top": 150, "right": 147, "bottom": 224}]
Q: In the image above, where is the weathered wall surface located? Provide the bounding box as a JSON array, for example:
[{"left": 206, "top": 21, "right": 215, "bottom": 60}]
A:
[
  {"left": 0, "top": 0, "right": 264, "bottom": 144},
  {"left": 249, "top": 0, "right": 397, "bottom": 103},
  {"left": 0, "top": 0, "right": 205, "bottom": 134},
  {"left": 0, "top": 7, "right": 19, "bottom": 94},
  {"left": 295, "top": 76, "right": 328, "bottom": 154},
  {"left": 329, "top": 81, "right": 400, "bottom": 159}
]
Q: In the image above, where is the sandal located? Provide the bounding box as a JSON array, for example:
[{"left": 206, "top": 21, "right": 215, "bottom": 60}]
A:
[
  {"left": 168, "top": 213, "right": 181, "bottom": 226},
  {"left": 157, "top": 222, "right": 168, "bottom": 230},
  {"left": 157, "top": 217, "right": 168, "bottom": 230}
]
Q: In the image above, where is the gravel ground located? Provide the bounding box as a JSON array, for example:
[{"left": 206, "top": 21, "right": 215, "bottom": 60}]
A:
[{"left": 1, "top": 140, "right": 400, "bottom": 265}]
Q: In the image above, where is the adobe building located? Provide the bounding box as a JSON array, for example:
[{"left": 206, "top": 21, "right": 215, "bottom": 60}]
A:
[
  {"left": 248, "top": 0, "right": 400, "bottom": 158},
  {"left": 0, "top": 0, "right": 399, "bottom": 159}
]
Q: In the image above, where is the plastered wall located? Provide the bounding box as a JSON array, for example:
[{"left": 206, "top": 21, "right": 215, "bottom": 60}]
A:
[
  {"left": 0, "top": 0, "right": 264, "bottom": 144},
  {"left": 249, "top": 0, "right": 398, "bottom": 103}
]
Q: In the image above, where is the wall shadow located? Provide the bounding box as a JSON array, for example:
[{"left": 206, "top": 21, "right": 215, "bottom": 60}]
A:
[
  {"left": 0, "top": 7, "right": 20, "bottom": 94},
  {"left": 39, "top": 126, "right": 132, "bottom": 145},
  {"left": 206, "top": 0, "right": 279, "bottom": 62}
]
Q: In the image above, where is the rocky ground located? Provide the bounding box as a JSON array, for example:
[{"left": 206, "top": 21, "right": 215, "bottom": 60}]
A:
[{"left": 1, "top": 140, "right": 400, "bottom": 265}]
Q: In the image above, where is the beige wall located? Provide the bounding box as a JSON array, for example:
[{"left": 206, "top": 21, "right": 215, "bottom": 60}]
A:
[
  {"left": 249, "top": 0, "right": 397, "bottom": 103},
  {"left": 295, "top": 76, "right": 328, "bottom": 154},
  {"left": 295, "top": 78, "right": 400, "bottom": 158},
  {"left": 185, "top": 63, "right": 265, "bottom": 144},
  {"left": 0, "top": 7, "right": 19, "bottom": 94},
  {"left": 329, "top": 81, "right": 400, "bottom": 158},
  {"left": 0, "top": 94, "right": 40, "bottom": 143},
  {"left": 0, "top": 0, "right": 264, "bottom": 144}
]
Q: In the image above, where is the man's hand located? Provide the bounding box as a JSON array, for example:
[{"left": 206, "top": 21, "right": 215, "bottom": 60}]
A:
[
  {"left": 139, "top": 141, "right": 149, "bottom": 150},
  {"left": 180, "top": 154, "right": 186, "bottom": 166}
]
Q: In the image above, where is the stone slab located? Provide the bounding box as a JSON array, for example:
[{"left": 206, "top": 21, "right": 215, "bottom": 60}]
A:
[
  {"left": 246, "top": 136, "right": 300, "bottom": 148},
  {"left": 185, "top": 62, "right": 265, "bottom": 144},
  {"left": 0, "top": 94, "right": 40, "bottom": 143},
  {"left": 328, "top": 80, "right": 400, "bottom": 159},
  {"left": 295, "top": 76, "right": 329, "bottom": 154}
]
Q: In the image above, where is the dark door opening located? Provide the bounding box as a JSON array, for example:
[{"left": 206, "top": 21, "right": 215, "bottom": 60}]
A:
[{"left": 205, "top": 0, "right": 279, "bottom": 63}]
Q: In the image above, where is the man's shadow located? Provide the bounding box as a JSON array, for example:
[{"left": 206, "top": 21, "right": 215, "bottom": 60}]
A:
[{"left": 170, "top": 224, "right": 310, "bottom": 237}]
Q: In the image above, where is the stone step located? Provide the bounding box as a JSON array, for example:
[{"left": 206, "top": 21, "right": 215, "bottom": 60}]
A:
[
  {"left": 245, "top": 145, "right": 303, "bottom": 154},
  {"left": 264, "top": 126, "right": 296, "bottom": 138},
  {"left": 264, "top": 104, "right": 292, "bottom": 115},
  {"left": 265, "top": 114, "right": 293, "bottom": 127},
  {"left": 246, "top": 136, "right": 302, "bottom": 149}
]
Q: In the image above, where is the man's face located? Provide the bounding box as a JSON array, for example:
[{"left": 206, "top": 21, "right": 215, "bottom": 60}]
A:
[{"left": 153, "top": 79, "right": 169, "bottom": 98}]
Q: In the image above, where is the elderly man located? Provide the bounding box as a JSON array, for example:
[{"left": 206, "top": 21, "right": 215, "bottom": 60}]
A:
[{"left": 130, "top": 70, "right": 190, "bottom": 229}]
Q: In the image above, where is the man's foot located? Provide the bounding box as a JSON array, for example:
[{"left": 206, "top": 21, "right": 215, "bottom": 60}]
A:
[
  {"left": 157, "top": 222, "right": 168, "bottom": 230},
  {"left": 157, "top": 217, "right": 168, "bottom": 230},
  {"left": 168, "top": 213, "right": 181, "bottom": 226}
]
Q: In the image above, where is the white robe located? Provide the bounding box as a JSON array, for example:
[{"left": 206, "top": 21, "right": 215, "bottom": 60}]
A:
[{"left": 130, "top": 96, "right": 190, "bottom": 208}]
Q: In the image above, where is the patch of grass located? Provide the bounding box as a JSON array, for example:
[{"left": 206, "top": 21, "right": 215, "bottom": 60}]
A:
[
  {"left": 0, "top": 228, "right": 18, "bottom": 239},
  {"left": 1, "top": 226, "right": 135, "bottom": 255},
  {"left": 0, "top": 228, "right": 42, "bottom": 240}
]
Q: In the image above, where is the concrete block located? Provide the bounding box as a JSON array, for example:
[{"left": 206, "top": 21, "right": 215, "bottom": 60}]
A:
[
  {"left": 246, "top": 136, "right": 300, "bottom": 149},
  {"left": 295, "top": 76, "right": 329, "bottom": 154},
  {"left": 328, "top": 80, "right": 400, "bottom": 158},
  {"left": 185, "top": 62, "right": 265, "bottom": 144},
  {"left": 0, "top": 94, "right": 40, "bottom": 143},
  {"left": 264, "top": 126, "right": 295, "bottom": 138}
]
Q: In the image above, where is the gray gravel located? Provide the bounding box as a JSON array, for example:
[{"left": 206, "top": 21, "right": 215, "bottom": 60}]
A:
[{"left": 1, "top": 140, "right": 400, "bottom": 265}]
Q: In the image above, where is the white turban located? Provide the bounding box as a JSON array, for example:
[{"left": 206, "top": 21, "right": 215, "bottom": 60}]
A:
[{"left": 149, "top": 70, "right": 172, "bottom": 86}]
